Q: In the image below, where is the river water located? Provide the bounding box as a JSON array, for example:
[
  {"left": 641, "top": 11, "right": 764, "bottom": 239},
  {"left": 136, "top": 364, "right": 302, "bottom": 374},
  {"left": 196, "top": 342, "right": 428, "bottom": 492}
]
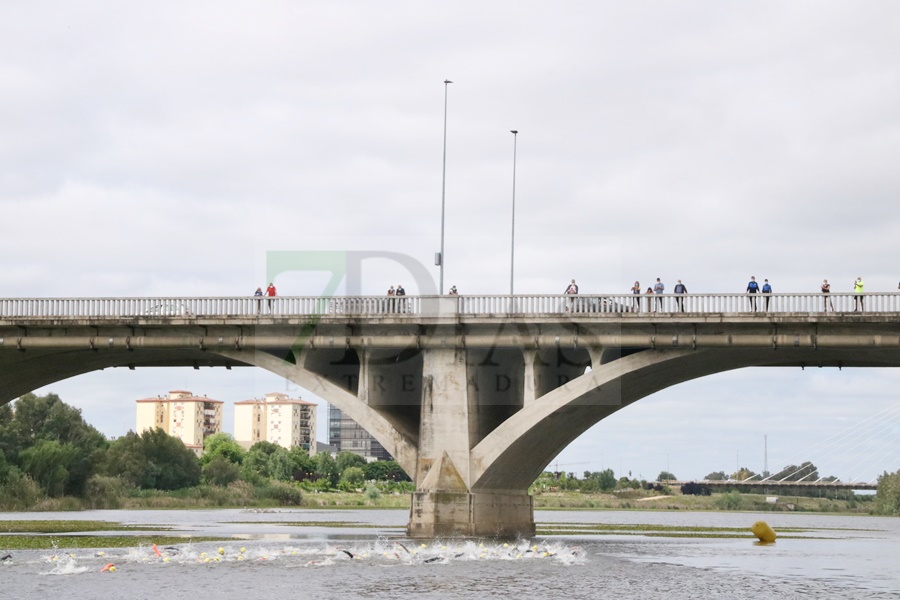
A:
[{"left": 2, "top": 509, "right": 898, "bottom": 599}]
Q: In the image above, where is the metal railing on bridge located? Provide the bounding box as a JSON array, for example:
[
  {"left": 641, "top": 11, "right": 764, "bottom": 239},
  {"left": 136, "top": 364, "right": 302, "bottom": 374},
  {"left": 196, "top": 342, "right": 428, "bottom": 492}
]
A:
[{"left": 2, "top": 292, "right": 899, "bottom": 319}]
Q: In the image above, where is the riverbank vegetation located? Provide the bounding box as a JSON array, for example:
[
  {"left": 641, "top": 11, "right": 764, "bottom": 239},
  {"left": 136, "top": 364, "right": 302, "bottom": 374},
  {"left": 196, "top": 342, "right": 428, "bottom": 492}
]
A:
[
  {"left": 1, "top": 393, "right": 897, "bottom": 516},
  {"left": 0, "top": 393, "right": 411, "bottom": 512}
]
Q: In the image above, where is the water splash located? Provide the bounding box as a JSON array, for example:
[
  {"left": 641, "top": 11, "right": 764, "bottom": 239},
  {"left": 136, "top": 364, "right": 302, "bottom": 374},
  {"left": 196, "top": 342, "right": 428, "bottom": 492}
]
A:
[{"left": 32, "top": 539, "right": 585, "bottom": 574}]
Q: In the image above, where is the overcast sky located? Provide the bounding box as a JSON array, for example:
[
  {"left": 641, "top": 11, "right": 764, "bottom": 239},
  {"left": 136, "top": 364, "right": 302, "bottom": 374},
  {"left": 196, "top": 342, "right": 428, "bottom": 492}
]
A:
[{"left": 3, "top": 1, "right": 900, "bottom": 482}]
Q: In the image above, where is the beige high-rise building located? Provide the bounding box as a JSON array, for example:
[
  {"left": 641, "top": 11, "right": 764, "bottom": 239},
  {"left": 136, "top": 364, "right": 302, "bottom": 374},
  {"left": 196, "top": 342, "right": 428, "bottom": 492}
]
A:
[
  {"left": 135, "top": 390, "right": 223, "bottom": 455},
  {"left": 234, "top": 392, "right": 317, "bottom": 454}
]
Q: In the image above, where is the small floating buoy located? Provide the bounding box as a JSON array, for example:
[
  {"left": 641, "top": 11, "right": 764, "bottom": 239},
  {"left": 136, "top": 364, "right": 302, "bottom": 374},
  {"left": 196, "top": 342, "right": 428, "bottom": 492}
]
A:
[{"left": 751, "top": 520, "right": 776, "bottom": 543}]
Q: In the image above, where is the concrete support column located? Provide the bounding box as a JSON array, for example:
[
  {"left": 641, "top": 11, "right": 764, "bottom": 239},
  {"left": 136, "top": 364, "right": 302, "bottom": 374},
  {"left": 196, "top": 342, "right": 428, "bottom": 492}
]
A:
[
  {"left": 523, "top": 349, "right": 537, "bottom": 406},
  {"left": 408, "top": 347, "right": 535, "bottom": 538},
  {"left": 416, "top": 347, "right": 471, "bottom": 485}
]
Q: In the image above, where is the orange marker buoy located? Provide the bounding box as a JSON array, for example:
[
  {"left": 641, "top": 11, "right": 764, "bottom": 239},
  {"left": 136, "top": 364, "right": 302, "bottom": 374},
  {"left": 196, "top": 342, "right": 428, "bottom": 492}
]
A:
[
  {"left": 152, "top": 544, "right": 162, "bottom": 557},
  {"left": 751, "top": 520, "right": 776, "bottom": 543}
]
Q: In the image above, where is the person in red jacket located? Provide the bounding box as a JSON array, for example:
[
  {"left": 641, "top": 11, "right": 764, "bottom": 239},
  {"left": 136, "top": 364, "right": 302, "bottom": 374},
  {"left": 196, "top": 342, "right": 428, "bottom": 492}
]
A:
[{"left": 265, "top": 282, "right": 277, "bottom": 312}]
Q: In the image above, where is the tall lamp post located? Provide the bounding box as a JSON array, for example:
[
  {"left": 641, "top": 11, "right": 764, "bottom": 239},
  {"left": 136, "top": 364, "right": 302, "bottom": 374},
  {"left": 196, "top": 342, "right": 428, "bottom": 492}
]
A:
[
  {"left": 438, "top": 79, "right": 453, "bottom": 294},
  {"left": 509, "top": 129, "right": 518, "bottom": 295}
]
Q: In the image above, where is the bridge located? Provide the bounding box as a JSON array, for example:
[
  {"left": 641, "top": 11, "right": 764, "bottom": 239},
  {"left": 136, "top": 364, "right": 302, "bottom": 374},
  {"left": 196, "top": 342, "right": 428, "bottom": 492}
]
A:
[
  {"left": 674, "top": 480, "right": 878, "bottom": 494},
  {"left": 3, "top": 292, "right": 900, "bottom": 537}
]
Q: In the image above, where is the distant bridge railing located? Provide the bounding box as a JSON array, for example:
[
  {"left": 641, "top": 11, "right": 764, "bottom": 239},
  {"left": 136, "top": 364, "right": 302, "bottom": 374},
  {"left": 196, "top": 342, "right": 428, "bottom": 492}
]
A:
[{"left": 1, "top": 293, "right": 898, "bottom": 319}]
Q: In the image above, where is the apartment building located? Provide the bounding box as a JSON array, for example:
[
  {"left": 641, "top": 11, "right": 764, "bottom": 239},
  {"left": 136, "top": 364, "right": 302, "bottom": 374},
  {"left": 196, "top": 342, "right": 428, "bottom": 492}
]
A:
[
  {"left": 234, "top": 392, "right": 317, "bottom": 453},
  {"left": 135, "top": 390, "right": 223, "bottom": 455}
]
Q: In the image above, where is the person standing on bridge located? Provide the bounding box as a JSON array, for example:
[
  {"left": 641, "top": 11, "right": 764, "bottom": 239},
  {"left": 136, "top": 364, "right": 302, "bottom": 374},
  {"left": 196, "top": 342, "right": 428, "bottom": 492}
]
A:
[
  {"left": 254, "top": 287, "right": 263, "bottom": 314},
  {"left": 645, "top": 286, "right": 655, "bottom": 312},
  {"left": 653, "top": 278, "right": 664, "bottom": 311},
  {"left": 265, "top": 282, "right": 277, "bottom": 313},
  {"left": 631, "top": 281, "right": 641, "bottom": 312},
  {"left": 564, "top": 279, "right": 578, "bottom": 312},
  {"left": 854, "top": 276, "right": 865, "bottom": 311},
  {"left": 762, "top": 279, "right": 772, "bottom": 311},
  {"left": 673, "top": 279, "right": 687, "bottom": 312},
  {"left": 821, "top": 279, "right": 834, "bottom": 311},
  {"left": 746, "top": 276, "right": 760, "bottom": 311},
  {"left": 396, "top": 284, "right": 407, "bottom": 313}
]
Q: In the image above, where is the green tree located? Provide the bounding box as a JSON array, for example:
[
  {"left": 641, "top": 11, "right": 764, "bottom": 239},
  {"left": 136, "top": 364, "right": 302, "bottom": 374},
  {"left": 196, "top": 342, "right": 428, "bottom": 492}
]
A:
[
  {"left": 202, "top": 455, "right": 241, "bottom": 486},
  {"left": 19, "top": 439, "right": 79, "bottom": 497},
  {"left": 339, "top": 466, "right": 366, "bottom": 490},
  {"left": 363, "top": 460, "right": 409, "bottom": 482},
  {"left": 314, "top": 452, "right": 340, "bottom": 487},
  {"left": 103, "top": 429, "right": 200, "bottom": 490},
  {"left": 705, "top": 471, "right": 727, "bottom": 481},
  {"left": 596, "top": 469, "right": 616, "bottom": 491},
  {"left": 657, "top": 471, "right": 676, "bottom": 482},
  {"left": 0, "top": 393, "right": 107, "bottom": 496},
  {"left": 0, "top": 403, "right": 15, "bottom": 462},
  {"left": 243, "top": 444, "right": 276, "bottom": 478},
  {"left": 0, "top": 449, "right": 11, "bottom": 484},
  {"left": 579, "top": 469, "right": 616, "bottom": 492},
  {"left": 336, "top": 451, "right": 367, "bottom": 473},
  {"left": 287, "top": 447, "right": 315, "bottom": 481},
  {"left": 242, "top": 441, "right": 297, "bottom": 481},
  {"left": 268, "top": 448, "right": 295, "bottom": 481},
  {"left": 874, "top": 470, "right": 900, "bottom": 516},
  {"left": 201, "top": 433, "right": 246, "bottom": 466},
  {"left": 731, "top": 467, "right": 757, "bottom": 481}
]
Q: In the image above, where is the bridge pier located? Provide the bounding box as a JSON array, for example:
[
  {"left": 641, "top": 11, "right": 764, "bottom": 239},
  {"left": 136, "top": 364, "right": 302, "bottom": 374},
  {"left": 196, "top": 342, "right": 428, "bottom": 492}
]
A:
[
  {"left": 405, "top": 346, "right": 536, "bottom": 538},
  {"left": 408, "top": 489, "right": 534, "bottom": 538}
]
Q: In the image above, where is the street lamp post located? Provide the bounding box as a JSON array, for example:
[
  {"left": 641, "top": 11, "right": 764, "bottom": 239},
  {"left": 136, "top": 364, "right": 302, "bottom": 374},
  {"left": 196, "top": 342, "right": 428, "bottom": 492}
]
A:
[
  {"left": 439, "top": 79, "right": 453, "bottom": 295},
  {"left": 510, "top": 129, "right": 518, "bottom": 295}
]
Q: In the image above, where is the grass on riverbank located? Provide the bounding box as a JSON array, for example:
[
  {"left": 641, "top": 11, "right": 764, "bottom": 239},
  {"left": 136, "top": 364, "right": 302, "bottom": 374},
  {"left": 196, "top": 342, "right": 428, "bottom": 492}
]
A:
[
  {"left": 0, "top": 534, "right": 229, "bottom": 550},
  {"left": 0, "top": 520, "right": 153, "bottom": 533},
  {"left": 4, "top": 486, "right": 873, "bottom": 514},
  {"left": 0, "top": 520, "right": 228, "bottom": 550},
  {"left": 532, "top": 490, "right": 873, "bottom": 514}
]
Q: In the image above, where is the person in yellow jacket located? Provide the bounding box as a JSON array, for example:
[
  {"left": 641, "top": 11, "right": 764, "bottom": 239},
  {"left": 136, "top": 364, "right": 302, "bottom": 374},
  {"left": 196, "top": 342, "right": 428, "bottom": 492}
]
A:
[{"left": 853, "top": 276, "right": 865, "bottom": 311}]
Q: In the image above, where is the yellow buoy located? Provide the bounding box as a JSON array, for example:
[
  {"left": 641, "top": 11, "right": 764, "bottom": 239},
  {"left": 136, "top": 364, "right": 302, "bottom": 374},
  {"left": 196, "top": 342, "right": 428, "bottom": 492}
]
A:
[{"left": 751, "top": 520, "right": 776, "bottom": 543}]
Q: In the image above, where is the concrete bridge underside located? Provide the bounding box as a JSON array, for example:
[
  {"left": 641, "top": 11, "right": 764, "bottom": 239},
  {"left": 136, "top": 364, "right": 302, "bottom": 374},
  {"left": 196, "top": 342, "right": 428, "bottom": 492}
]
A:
[{"left": 2, "top": 317, "right": 900, "bottom": 537}]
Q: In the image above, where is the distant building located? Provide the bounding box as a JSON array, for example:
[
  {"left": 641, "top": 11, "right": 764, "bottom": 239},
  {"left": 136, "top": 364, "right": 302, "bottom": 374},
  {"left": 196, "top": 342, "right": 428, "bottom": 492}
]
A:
[
  {"left": 135, "top": 390, "right": 223, "bottom": 455},
  {"left": 234, "top": 392, "right": 317, "bottom": 454},
  {"left": 328, "top": 406, "right": 391, "bottom": 461}
]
